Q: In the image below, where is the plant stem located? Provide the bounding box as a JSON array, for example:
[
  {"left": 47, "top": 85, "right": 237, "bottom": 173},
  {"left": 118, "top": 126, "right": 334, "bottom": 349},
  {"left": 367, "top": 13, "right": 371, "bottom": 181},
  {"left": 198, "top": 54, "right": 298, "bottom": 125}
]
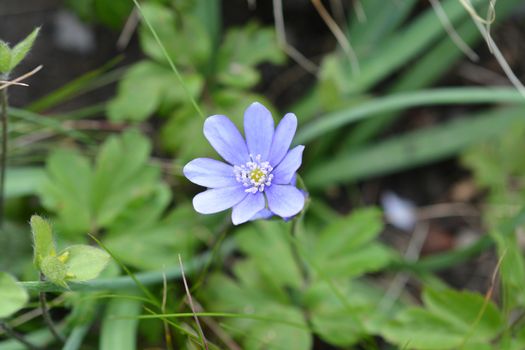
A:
[
  {"left": 0, "top": 322, "right": 41, "bottom": 350},
  {"left": 0, "top": 88, "right": 8, "bottom": 228},
  {"left": 39, "top": 273, "right": 64, "bottom": 344}
]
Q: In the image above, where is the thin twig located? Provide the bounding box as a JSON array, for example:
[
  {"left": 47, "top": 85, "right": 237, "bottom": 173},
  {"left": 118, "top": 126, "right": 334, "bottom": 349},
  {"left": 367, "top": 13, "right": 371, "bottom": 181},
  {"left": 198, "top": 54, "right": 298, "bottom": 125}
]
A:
[
  {"left": 39, "top": 273, "right": 64, "bottom": 344},
  {"left": 351, "top": 0, "right": 366, "bottom": 22},
  {"left": 311, "top": 0, "right": 360, "bottom": 75},
  {"left": 178, "top": 255, "right": 208, "bottom": 350},
  {"left": 461, "top": 0, "right": 525, "bottom": 98},
  {"left": 193, "top": 301, "right": 242, "bottom": 350},
  {"left": 378, "top": 222, "right": 430, "bottom": 312},
  {"left": 0, "top": 65, "right": 43, "bottom": 91},
  {"left": 272, "top": 0, "right": 318, "bottom": 74},
  {"left": 429, "top": 0, "right": 479, "bottom": 61},
  {"left": 117, "top": 8, "right": 140, "bottom": 50},
  {"left": 0, "top": 81, "right": 27, "bottom": 87},
  {"left": 161, "top": 272, "right": 174, "bottom": 350},
  {"left": 0, "top": 322, "right": 40, "bottom": 350}
]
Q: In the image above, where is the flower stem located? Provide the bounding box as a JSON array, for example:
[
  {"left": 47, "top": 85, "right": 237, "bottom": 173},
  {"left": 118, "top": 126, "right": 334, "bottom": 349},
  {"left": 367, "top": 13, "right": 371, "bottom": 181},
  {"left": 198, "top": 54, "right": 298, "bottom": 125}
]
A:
[
  {"left": 38, "top": 273, "right": 64, "bottom": 344},
  {"left": 0, "top": 322, "right": 41, "bottom": 350},
  {"left": 0, "top": 88, "right": 8, "bottom": 227}
]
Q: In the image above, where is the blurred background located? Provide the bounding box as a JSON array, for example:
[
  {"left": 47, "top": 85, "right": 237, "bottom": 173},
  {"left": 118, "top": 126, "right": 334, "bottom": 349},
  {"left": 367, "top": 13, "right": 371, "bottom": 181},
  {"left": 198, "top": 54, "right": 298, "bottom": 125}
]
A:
[{"left": 2, "top": 0, "right": 525, "bottom": 349}]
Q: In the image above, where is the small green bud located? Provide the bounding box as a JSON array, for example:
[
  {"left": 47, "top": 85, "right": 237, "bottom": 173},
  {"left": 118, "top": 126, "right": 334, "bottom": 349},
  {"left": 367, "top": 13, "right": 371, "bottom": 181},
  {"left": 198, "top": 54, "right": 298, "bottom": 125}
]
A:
[
  {"left": 41, "top": 255, "right": 68, "bottom": 289},
  {"left": 30, "top": 215, "right": 56, "bottom": 269},
  {"left": 0, "top": 41, "right": 11, "bottom": 74},
  {"left": 0, "top": 27, "right": 40, "bottom": 74}
]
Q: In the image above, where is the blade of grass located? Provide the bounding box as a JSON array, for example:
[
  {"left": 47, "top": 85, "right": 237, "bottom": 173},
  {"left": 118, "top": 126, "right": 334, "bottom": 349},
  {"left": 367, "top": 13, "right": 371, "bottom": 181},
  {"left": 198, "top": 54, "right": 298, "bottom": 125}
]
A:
[
  {"left": 304, "top": 106, "right": 525, "bottom": 188},
  {"left": 346, "top": 0, "right": 521, "bottom": 148},
  {"left": 131, "top": 0, "right": 204, "bottom": 119},
  {"left": 88, "top": 234, "right": 160, "bottom": 307},
  {"left": 295, "top": 87, "right": 525, "bottom": 145},
  {"left": 100, "top": 298, "right": 141, "bottom": 350},
  {"left": 5, "top": 167, "right": 45, "bottom": 198},
  {"left": 9, "top": 108, "right": 91, "bottom": 143},
  {"left": 346, "top": 0, "right": 484, "bottom": 94},
  {"left": 27, "top": 57, "right": 124, "bottom": 113}
]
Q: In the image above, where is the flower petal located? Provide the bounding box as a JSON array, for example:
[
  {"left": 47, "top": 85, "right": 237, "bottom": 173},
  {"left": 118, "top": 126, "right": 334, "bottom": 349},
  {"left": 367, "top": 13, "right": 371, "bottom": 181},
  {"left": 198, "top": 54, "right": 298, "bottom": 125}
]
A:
[
  {"left": 272, "top": 145, "right": 304, "bottom": 184},
  {"left": 265, "top": 185, "right": 305, "bottom": 218},
  {"left": 250, "top": 208, "right": 274, "bottom": 221},
  {"left": 193, "top": 186, "right": 247, "bottom": 214},
  {"left": 268, "top": 113, "right": 297, "bottom": 166},
  {"left": 244, "top": 102, "right": 274, "bottom": 160},
  {"left": 183, "top": 158, "right": 237, "bottom": 188},
  {"left": 204, "top": 115, "right": 249, "bottom": 165},
  {"left": 231, "top": 192, "right": 265, "bottom": 225}
]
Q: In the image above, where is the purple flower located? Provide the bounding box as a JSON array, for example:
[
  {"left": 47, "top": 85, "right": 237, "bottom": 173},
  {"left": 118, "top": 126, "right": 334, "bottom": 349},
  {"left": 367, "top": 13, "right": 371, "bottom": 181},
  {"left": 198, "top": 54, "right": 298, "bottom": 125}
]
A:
[{"left": 183, "top": 102, "right": 305, "bottom": 225}]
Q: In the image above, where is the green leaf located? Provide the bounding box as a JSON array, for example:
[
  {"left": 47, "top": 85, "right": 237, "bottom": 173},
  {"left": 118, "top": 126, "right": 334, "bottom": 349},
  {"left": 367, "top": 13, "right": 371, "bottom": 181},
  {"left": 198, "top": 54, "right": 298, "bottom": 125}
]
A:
[
  {"left": 139, "top": 3, "right": 211, "bottom": 68},
  {"left": 39, "top": 149, "right": 93, "bottom": 234},
  {"left": 423, "top": 288, "right": 503, "bottom": 338},
  {"left": 203, "top": 269, "right": 311, "bottom": 350},
  {"left": 0, "top": 41, "right": 11, "bottom": 74},
  {"left": 107, "top": 61, "right": 202, "bottom": 122},
  {"left": 382, "top": 287, "right": 504, "bottom": 349},
  {"left": 94, "top": 0, "right": 133, "bottom": 29},
  {"left": 383, "top": 308, "right": 468, "bottom": 349},
  {"left": 104, "top": 205, "right": 201, "bottom": 270},
  {"left": 39, "top": 130, "right": 166, "bottom": 235},
  {"left": 9, "top": 27, "right": 40, "bottom": 71},
  {"left": 216, "top": 23, "right": 285, "bottom": 89},
  {"left": 0, "top": 272, "right": 28, "bottom": 318},
  {"left": 236, "top": 220, "right": 303, "bottom": 289},
  {"left": 303, "top": 281, "right": 366, "bottom": 346},
  {"left": 309, "top": 208, "right": 392, "bottom": 278},
  {"left": 61, "top": 245, "right": 110, "bottom": 281},
  {"left": 6, "top": 167, "right": 46, "bottom": 198},
  {"left": 30, "top": 215, "right": 56, "bottom": 269},
  {"left": 100, "top": 298, "right": 141, "bottom": 350},
  {"left": 305, "top": 106, "right": 525, "bottom": 188}
]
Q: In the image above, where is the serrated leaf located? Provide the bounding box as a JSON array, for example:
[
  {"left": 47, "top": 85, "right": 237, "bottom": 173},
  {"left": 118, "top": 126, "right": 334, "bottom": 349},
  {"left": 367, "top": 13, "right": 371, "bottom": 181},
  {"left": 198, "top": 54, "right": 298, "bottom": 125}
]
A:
[
  {"left": 382, "top": 287, "right": 504, "bottom": 349},
  {"left": 236, "top": 220, "right": 303, "bottom": 289},
  {"left": 216, "top": 22, "right": 285, "bottom": 88},
  {"left": 0, "top": 41, "right": 11, "bottom": 74},
  {"left": 0, "top": 273, "right": 29, "bottom": 318},
  {"left": 62, "top": 245, "right": 110, "bottom": 281},
  {"left": 423, "top": 288, "right": 503, "bottom": 338},
  {"left": 104, "top": 205, "right": 200, "bottom": 270},
  {"left": 310, "top": 207, "right": 391, "bottom": 278},
  {"left": 203, "top": 270, "right": 311, "bottom": 350},
  {"left": 139, "top": 3, "right": 211, "bottom": 67},
  {"left": 39, "top": 130, "right": 166, "bottom": 235},
  {"left": 9, "top": 27, "right": 39, "bottom": 71},
  {"left": 107, "top": 61, "right": 202, "bottom": 122},
  {"left": 30, "top": 215, "right": 56, "bottom": 268}
]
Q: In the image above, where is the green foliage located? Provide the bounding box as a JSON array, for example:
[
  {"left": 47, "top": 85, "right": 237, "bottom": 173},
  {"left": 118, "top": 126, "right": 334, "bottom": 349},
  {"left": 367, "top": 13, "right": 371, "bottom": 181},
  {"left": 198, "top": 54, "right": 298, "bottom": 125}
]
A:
[
  {"left": 463, "top": 121, "right": 525, "bottom": 309},
  {"left": 30, "top": 215, "right": 56, "bottom": 269},
  {"left": 107, "top": 1, "right": 285, "bottom": 161},
  {"left": 65, "top": 0, "right": 133, "bottom": 29},
  {"left": 39, "top": 130, "right": 165, "bottom": 235},
  {"left": 383, "top": 287, "right": 504, "bottom": 349},
  {"left": 0, "top": 272, "right": 28, "bottom": 318},
  {"left": 62, "top": 245, "right": 110, "bottom": 281},
  {"left": 30, "top": 215, "right": 110, "bottom": 288},
  {"left": 202, "top": 208, "right": 393, "bottom": 348},
  {"left": 100, "top": 298, "right": 141, "bottom": 350},
  {"left": 0, "top": 27, "right": 39, "bottom": 74}
]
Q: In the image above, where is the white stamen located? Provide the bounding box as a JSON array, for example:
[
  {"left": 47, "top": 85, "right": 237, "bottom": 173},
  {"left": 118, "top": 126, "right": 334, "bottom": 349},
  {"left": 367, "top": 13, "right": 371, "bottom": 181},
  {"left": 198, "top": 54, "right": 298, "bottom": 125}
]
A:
[{"left": 233, "top": 154, "right": 273, "bottom": 193}]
